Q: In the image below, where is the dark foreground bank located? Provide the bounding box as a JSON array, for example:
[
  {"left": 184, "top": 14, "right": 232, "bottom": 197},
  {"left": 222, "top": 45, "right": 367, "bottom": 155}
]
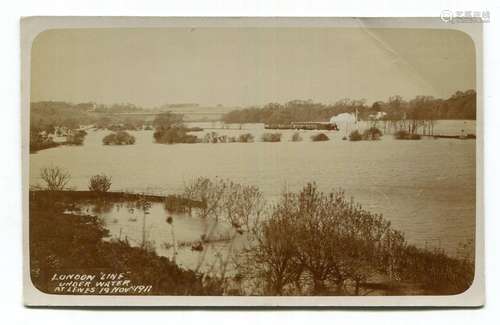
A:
[
  {"left": 29, "top": 187, "right": 474, "bottom": 296},
  {"left": 29, "top": 190, "right": 222, "bottom": 295}
]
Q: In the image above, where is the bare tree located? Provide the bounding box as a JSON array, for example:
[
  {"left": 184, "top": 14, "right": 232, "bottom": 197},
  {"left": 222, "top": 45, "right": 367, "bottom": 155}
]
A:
[
  {"left": 185, "top": 177, "right": 267, "bottom": 285},
  {"left": 245, "top": 183, "right": 399, "bottom": 295},
  {"left": 136, "top": 195, "right": 152, "bottom": 248},
  {"left": 39, "top": 166, "right": 71, "bottom": 191},
  {"left": 185, "top": 177, "right": 225, "bottom": 220},
  {"left": 243, "top": 193, "right": 300, "bottom": 295},
  {"left": 217, "top": 181, "right": 266, "bottom": 279}
]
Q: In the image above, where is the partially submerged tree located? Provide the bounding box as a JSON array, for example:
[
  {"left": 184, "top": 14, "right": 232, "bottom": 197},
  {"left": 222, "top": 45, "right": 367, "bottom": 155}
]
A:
[
  {"left": 310, "top": 133, "right": 329, "bottom": 142},
  {"left": 102, "top": 131, "right": 136, "bottom": 145},
  {"left": 40, "top": 166, "right": 71, "bottom": 191},
  {"left": 261, "top": 133, "right": 282, "bottom": 142},
  {"left": 153, "top": 112, "right": 184, "bottom": 130},
  {"left": 245, "top": 196, "right": 300, "bottom": 295},
  {"left": 133, "top": 195, "right": 152, "bottom": 249},
  {"left": 245, "top": 183, "right": 396, "bottom": 295},
  {"left": 184, "top": 177, "right": 226, "bottom": 220},
  {"left": 184, "top": 177, "right": 266, "bottom": 281},
  {"left": 238, "top": 133, "right": 254, "bottom": 143},
  {"left": 349, "top": 130, "right": 363, "bottom": 141},
  {"left": 362, "top": 127, "right": 382, "bottom": 140},
  {"left": 291, "top": 132, "right": 302, "bottom": 142}
]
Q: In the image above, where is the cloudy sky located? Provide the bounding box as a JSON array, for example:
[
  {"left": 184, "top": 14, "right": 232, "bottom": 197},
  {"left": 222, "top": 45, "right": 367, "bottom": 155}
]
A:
[{"left": 31, "top": 27, "right": 475, "bottom": 107}]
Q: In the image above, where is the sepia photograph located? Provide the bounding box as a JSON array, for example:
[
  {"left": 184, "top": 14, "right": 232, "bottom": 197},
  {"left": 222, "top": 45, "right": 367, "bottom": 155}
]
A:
[{"left": 21, "top": 17, "right": 483, "bottom": 306}]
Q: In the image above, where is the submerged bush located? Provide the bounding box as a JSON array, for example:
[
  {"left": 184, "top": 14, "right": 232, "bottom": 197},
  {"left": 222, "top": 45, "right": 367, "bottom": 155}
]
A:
[
  {"left": 203, "top": 132, "right": 220, "bottom": 143},
  {"left": 261, "top": 133, "right": 282, "bottom": 142},
  {"left": 311, "top": 133, "right": 329, "bottom": 142},
  {"left": 349, "top": 130, "right": 363, "bottom": 141},
  {"left": 186, "top": 126, "right": 203, "bottom": 132},
  {"left": 66, "top": 130, "right": 87, "bottom": 145},
  {"left": 291, "top": 132, "right": 303, "bottom": 142},
  {"left": 103, "top": 131, "right": 136, "bottom": 145},
  {"left": 394, "top": 130, "right": 421, "bottom": 140},
  {"left": 362, "top": 127, "right": 382, "bottom": 140},
  {"left": 394, "top": 130, "right": 408, "bottom": 140},
  {"left": 153, "top": 127, "right": 198, "bottom": 144},
  {"left": 349, "top": 128, "right": 382, "bottom": 141},
  {"left": 238, "top": 133, "right": 255, "bottom": 143}
]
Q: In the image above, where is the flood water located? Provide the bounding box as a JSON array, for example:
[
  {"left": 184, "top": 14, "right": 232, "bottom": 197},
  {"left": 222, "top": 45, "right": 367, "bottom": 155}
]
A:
[
  {"left": 77, "top": 200, "right": 239, "bottom": 272},
  {"left": 30, "top": 120, "right": 476, "bottom": 267}
]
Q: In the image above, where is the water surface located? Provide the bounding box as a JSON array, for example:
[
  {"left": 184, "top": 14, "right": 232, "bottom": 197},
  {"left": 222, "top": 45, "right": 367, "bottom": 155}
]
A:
[{"left": 31, "top": 120, "right": 476, "bottom": 259}]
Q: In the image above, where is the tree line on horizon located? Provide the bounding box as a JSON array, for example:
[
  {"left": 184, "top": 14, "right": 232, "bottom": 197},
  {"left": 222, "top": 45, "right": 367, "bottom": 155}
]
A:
[
  {"left": 222, "top": 90, "right": 476, "bottom": 125},
  {"left": 30, "top": 89, "right": 476, "bottom": 132}
]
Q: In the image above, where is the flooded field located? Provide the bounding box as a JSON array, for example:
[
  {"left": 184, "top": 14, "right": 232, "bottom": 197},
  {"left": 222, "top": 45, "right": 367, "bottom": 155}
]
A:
[
  {"left": 30, "top": 120, "right": 476, "bottom": 264},
  {"left": 75, "top": 200, "right": 240, "bottom": 271}
]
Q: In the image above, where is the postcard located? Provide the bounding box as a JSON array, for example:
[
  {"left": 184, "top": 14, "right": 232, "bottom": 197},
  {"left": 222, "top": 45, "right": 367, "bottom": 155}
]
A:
[{"left": 22, "top": 16, "right": 484, "bottom": 307}]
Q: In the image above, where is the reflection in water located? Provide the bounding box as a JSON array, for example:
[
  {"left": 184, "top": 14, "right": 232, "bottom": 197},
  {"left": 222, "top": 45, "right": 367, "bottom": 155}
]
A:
[{"left": 92, "top": 199, "right": 114, "bottom": 215}]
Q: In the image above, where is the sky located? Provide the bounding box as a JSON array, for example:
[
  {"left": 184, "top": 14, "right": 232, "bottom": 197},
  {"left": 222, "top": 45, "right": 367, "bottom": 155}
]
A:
[{"left": 30, "top": 27, "right": 475, "bottom": 108}]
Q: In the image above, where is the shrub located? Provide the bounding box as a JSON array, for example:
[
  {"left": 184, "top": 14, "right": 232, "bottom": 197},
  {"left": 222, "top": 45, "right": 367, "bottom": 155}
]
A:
[
  {"left": 203, "top": 132, "right": 227, "bottom": 143},
  {"left": 203, "top": 132, "right": 218, "bottom": 143},
  {"left": 123, "top": 117, "right": 145, "bottom": 131},
  {"left": 311, "top": 133, "right": 329, "bottom": 142},
  {"left": 394, "top": 130, "right": 408, "bottom": 140},
  {"left": 153, "top": 112, "right": 184, "bottom": 130},
  {"left": 291, "top": 132, "right": 302, "bottom": 142},
  {"left": 30, "top": 129, "right": 58, "bottom": 152},
  {"left": 66, "top": 130, "right": 87, "bottom": 145},
  {"left": 103, "top": 131, "right": 136, "bottom": 145},
  {"left": 349, "top": 130, "right": 363, "bottom": 141},
  {"left": 102, "top": 134, "right": 114, "bottom": 145},
  {"left": 88, "top": 174, "right": 112, "bottom": 193},
  {"left": 394, "top": 130, "right": 421, "bottom": 140},
  {"left": 238, "top": 133, "right": 254, "bottom": 143},
  {"left": 261, "top": 133, "right": 282, "bottom": 142},
  {"left": 396, "top": 245, "right": 473, "bottom": 294},
  {"left": 246, "top": 183, "right": 474, "bottom": 296},
  {"left": 154, "top": 127, "right": 198, "bottom": 144},
  {"left": 186, "top": 127, "right": 203, "bottom": 132},
  {"left": 362, "top": 127, "right": 382, "bottom": 140},
  {"left": 248, "top": 183, "right": 392, "bottom": 295}
]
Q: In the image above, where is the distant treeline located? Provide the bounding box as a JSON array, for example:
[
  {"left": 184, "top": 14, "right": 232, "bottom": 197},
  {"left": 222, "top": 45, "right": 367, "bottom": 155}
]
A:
[
  {"left": 30, "top": 101, "right": 150, "bottom": 132},
  {"left": 31, "top": 101, "right": 96, "bottom": 131},
  {"left": 222, "top": 90, "right": 476, "bottom": 124}
]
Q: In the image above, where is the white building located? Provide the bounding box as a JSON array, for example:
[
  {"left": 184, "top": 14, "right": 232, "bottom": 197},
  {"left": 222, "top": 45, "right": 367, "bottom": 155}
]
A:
[{"left": 330, "top": 113, "right": 358, "bottom": 135}]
